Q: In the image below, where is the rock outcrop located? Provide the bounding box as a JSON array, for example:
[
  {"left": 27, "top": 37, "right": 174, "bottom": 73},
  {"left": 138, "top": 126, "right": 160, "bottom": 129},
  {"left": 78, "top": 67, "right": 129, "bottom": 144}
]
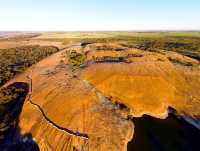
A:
[{"left": 3, "top": 43, "right": 200, "bottom": 151}]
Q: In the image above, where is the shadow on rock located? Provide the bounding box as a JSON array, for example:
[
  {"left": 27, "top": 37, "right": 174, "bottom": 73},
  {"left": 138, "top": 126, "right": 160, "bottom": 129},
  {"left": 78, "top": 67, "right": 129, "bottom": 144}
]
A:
[{"left": 0, "top": 82, "right": 39, "bottom": 151}]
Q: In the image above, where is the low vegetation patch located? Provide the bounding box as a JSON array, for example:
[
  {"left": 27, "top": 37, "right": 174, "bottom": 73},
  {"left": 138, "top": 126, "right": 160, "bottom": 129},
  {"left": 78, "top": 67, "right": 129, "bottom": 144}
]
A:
[
  {"left": 92, "top": 56, "right": 125, "bottom": 63},
  {"left": 67, "top": 50, "right": 86, "bottom": 70},
  {"left": 0, "top": 86, "right": 24, "bottom": 105}
]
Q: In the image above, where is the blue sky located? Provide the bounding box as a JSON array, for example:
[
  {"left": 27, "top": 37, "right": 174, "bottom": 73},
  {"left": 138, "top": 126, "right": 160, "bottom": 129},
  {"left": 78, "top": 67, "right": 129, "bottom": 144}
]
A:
[{"left": 0, "top": 0, "right": 200, "bottom": 31}]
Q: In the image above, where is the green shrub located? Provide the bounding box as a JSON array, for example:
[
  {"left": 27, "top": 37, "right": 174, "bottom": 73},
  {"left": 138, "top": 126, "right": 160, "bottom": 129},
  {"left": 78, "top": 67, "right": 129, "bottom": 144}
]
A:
[
  {"left": 0, "top": 87, "right": 25, "bottom": 105},
  {"left": 67, "top": 50, "right": 86, "bottom": 70}
]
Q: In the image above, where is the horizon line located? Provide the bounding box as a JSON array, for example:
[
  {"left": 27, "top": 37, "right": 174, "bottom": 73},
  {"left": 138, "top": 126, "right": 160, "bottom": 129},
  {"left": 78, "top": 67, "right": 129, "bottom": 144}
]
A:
[{"left": 0, "top": 29, "right": 200, "bottom": 33}]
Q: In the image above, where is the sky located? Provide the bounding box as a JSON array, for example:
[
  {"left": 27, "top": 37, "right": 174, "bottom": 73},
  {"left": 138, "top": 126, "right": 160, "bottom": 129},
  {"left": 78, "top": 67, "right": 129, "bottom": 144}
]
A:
[{"left": 0, "top": 0, "right": 200, "bottom": 31}]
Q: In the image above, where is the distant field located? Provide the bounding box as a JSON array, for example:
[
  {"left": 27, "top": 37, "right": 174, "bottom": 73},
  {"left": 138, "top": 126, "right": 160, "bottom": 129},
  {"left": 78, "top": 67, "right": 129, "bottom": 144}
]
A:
[
  {"left": 34, "top": 32, "right": 116, "bottom": 39},
  {"left": 34, "top": 31, "right": 200, "bottom": 39}
]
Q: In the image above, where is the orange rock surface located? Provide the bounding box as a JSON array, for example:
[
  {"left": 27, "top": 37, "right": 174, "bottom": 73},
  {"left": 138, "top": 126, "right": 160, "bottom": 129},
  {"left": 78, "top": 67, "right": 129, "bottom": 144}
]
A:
[{"left": 3, "top": 42, "right": 200, "bottom": 151}]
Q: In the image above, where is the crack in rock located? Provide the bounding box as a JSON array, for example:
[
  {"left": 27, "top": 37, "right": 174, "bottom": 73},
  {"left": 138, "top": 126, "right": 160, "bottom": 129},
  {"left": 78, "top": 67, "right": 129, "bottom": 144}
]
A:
[{"left": 26, "top": 75, "right": 89, "bottom": 140}]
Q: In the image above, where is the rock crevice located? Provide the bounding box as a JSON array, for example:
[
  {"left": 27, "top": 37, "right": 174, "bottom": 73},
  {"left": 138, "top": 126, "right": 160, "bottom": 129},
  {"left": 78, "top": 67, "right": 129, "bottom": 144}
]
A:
[{"left": 26, "top": 75, "right": 89, "bottom": 140}]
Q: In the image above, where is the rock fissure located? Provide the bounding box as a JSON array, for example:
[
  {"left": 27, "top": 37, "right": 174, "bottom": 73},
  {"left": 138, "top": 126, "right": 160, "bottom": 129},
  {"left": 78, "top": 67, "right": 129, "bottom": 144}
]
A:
[{"left": 26, "top": 75, "right": 89, "bottom": 140}]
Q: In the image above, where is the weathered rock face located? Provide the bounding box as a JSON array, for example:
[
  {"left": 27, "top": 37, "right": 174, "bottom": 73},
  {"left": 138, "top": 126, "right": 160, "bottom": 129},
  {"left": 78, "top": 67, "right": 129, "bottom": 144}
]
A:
[
  {"left": 81, "top": 50, "right": 200, "bottom": 118},
  {"left": 3, "top": 43, "right": 200, "bottom": 151},
  {"left": 82, "top": 62, "right": 175, "bottom": 118},
  {"left": 5, "top": 45, "right": 133, "bottom": 151}
]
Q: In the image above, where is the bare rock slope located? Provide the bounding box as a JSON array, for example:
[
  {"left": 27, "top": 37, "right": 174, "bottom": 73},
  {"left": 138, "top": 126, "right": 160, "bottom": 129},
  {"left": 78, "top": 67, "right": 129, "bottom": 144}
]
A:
[{"left": 4, "top": 43, "right": 200, "bottom": 151}]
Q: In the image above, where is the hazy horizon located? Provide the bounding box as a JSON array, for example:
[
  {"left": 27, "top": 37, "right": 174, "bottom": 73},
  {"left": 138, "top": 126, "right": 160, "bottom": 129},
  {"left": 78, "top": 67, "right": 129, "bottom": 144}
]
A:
[
  {"left": 0, "top": 0, "right": 200, "bottom": 31},
  {"left": 1, "top": 30, "right": 200, "bottom": 32}
]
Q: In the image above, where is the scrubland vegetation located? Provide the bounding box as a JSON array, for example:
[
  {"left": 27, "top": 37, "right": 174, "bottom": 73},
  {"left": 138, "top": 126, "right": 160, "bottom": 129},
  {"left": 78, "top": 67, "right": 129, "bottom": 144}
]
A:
[
  {"left": 0, "top": 86, "right": 24, "bottom": 105},
  {"left": 0, "top": 45, "right": 59, "bottom": 86},
  {"left": 58, "top": 33, "right": 200, "bottom": 59},
  {"left": 35, "top": 32, "right": 200, "bottom": 61},
  {"left": 78, "top": 34, "right": 200, "bottom": 61},
  {"left": 67, "top": 50, "right": 86, "bottom": 70},
  {"left": 132, "top": 37, "right": 200, "bottom": 60},
  {"left": 60, "top": 32, "right": 200, "bottom": 68},
  {"left": 92, "top": 56, "right": 125, "bottom": 63}
]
